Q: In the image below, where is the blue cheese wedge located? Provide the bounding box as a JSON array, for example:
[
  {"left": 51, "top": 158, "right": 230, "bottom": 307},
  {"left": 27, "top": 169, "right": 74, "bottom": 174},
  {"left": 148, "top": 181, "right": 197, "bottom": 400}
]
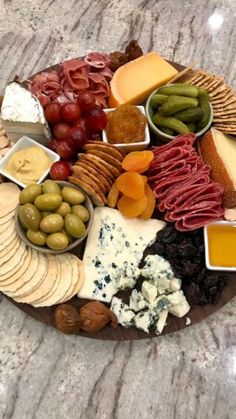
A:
[
  {"left": 167, "top": 290, "right": 190, "bottom": 318},
  {"left": 78, "top": 208, "right": 165, "bottom": 302},
  {"left": 116, "top": 264, "right": 140, "bottom": 290},
  {"left": 169, "top": 277, "right": 181, "bottom": 292},
  {"left": 141, "top": 254, "right": 173, "bottom": 281},
  {"left": 155, "top": 310, "right": 169, "bottom": 335},
  {"left": 129, "top": 289, "right": 147, "bottom": 312},
  {"left": 1, "top": 82, "right": 51, "bottom": 144},
  {"left": 149, "top": 295, "right": 171, "bottom": 313},
  {"left": 111, "top": 297, "right": 135, "bottom": 328}
]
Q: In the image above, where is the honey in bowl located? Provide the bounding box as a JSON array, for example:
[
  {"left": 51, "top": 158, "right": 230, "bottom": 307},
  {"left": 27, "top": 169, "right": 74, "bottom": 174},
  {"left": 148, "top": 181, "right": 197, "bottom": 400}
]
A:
[{"left": 206, "top": 223, "right": 236, "bottom": 267}]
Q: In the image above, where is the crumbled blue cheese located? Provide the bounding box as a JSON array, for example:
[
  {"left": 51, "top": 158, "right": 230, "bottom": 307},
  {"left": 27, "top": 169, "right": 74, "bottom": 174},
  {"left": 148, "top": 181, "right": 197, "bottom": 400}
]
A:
[
  {"left": 167, "top": 291, "right": 190, "bottom": 318},
  {"left": 111, "top": 297, "right": 135, "bottom": 328},
  {"left": 134, "top": 310, "right": 156, "bottom": 333},
  {"left": 155, "top": 310, "right": 169, "bottom": 335},
  {"left": 169, "top": 277, "right": 181, "bottom": 292},
  {"left": 129, "top": 289, "right": 147, "bottom": 312},
  {"left": 141, "top": 281, "right": 157, "bottom": 303},
  {"left": 141, "top": 254, "right": 174, "bottom": 281},
  {"left": 116, "top": 263, "right": 140, "bottom": 290},
  {"left": 149, "top": 295, "right": 171, "bottom": 314}
]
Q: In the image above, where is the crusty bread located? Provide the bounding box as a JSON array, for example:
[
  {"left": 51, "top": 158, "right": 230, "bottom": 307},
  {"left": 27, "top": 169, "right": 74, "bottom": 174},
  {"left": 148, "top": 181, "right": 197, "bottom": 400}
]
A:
[{"left": 198, "top": 128, "right": 236, "bottom": 208}]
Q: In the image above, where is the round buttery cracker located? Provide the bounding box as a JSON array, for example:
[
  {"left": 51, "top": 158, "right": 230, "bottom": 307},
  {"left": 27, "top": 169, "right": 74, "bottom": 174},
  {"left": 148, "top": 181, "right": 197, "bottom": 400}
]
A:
[
  {"left": 0, "top": 235, "right": 19, "bottom": 260},
  {"left": 0, "top": 218, "right": 14, "bottom": 234},
  {"left": 0, "top": 238, "right": 21, "bottom": 267},
  {"left": 0, "top": 210, "right": 15, "bottom": 226},
  {"left": 14, "top": 254, "right": 58, "bottom": 304},
  {"left": 29, "top": 256, "right": 61, "bottom": 305},
  {"left": 0, "top": 221, "right": 16, "bottom": 248},
  {"left": 32, "top": 253, "right": 73, "bottom": 307},
  {"left": 0, "top": 242, "right": 27, "bottom": 279},
  {"left": 0, "top": 183, "right": 20, "bottom": 217},
  {"left": 0, "top": 248, "right": 32, "bottom": 291},
  {"left": 55, "top": 254, "right": 83, "bottom": 304},
  {"left": 6, "top": 251, "right": 43, "bottom": 297}
]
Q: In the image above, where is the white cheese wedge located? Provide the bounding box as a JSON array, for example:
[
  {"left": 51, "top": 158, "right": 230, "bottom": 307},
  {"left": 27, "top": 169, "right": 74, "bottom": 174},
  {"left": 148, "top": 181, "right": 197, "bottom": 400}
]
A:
[
  {"left": 1, "top": 82, "right": 51, "bottom": 144},
  {"left": 141, "top": 281, "right": 157, "bottom": 303},
  {"left": 167, "top": 290, "right": 190, "bottom": 318},
  {"left": 78, "top": 207, "right": 165, "bottom": 302},
  {"left": 129, "top": 289, "right": 147, "bottom": 312},
  {"left": 169, "top": 277, "right": 181, "bottom": 292},
  {"left": 155, "top": 310, "right": 169, "bottom": 335}
]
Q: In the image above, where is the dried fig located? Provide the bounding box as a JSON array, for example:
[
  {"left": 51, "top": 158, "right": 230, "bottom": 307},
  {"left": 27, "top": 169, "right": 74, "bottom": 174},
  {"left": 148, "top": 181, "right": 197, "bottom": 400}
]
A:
[
  {"left": 79, "top": 301, "right": 117, "bottom": 333},
  {"left": 125, "top": 40, "right": 143, "bottom": 61},
  {"left": 109, "top": 51, "right": 129, "bottom": 72},
  {"left": 55, "top": 304, "right": 81, "bottom": 334}
]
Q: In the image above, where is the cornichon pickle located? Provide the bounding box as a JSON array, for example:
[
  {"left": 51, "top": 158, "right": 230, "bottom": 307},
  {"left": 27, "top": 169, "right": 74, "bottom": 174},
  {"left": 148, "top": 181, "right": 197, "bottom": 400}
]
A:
[
  {"left": 151, "top": 94, "right": 168, "bottom": 107},
  {"left": 173, "top": 107, "right": 202, "bottom": 122},
  {"left": 160, "top": 127, "right": 175, "bottom": 136},
  {"left": 159, "top": 96, "right": 198, "bottom": 116},
  {"left": 152, "top": 113, "right": 190, "bottom": 134},
  {"left": 158, "top": 84, "right": 199, "bottom": 97},
  {"left": 197, "top": 88, "right": 211, "bottom": 130},
  {"left": 34, "top": 193, "right": 62, "bottom": 211},
  {"left": 26, "top": 229, "right": 47, "bottom": 246},
  {"left": 186, "top": 122, "right": 196, "bottom": 132}
]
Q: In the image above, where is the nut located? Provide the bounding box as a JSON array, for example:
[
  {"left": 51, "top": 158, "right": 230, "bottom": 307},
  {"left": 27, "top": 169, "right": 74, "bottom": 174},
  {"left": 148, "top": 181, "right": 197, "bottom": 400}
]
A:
[
  {"left": 79, "top": 301, "right": 117, "bottom": 333},
  {"left": 54, "top": 304, "right": 81, "bottom": 334}
]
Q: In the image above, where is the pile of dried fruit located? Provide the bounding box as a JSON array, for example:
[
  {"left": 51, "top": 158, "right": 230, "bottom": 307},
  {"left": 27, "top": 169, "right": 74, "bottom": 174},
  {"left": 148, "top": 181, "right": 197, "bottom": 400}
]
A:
[
  {"left": 147, "top": 224, "right": 228, "bottom": 305},
  {"left": 108, "top": 150, "right": 156, "bottom": 219}
]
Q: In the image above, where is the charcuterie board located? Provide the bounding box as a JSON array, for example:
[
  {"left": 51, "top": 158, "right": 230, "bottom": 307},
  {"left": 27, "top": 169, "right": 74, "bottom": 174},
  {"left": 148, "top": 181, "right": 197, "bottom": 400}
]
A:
[{"left": 1, "top": 49, "right": 236, "bottom": 340}]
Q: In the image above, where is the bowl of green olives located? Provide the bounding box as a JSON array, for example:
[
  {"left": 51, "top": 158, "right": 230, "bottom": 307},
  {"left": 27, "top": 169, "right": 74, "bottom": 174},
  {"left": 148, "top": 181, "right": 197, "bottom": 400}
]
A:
[
  {"left": 15, "top": 180, "right": 94, "bottom": 254},
  {"left": 145, "top": 83, "right": 213, "bottom": 142}
]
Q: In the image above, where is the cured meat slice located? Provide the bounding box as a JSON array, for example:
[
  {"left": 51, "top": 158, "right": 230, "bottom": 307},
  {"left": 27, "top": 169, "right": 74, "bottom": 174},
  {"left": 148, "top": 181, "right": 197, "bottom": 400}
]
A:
[
  {"left": 61, "top": 59, "right": 90, "bottom": 90},
  {"left": 84, "top": 52, "right": 110, "bottom": 68},
  {"left": 175, "top": 208, "right": 224, "bottom": 231}
]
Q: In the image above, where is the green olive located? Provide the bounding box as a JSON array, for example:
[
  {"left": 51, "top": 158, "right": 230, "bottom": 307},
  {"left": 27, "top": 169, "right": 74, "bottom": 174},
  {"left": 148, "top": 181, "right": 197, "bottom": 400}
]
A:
[
  {"left": 42, "top": 180, "right": 61, "bottom": 195},
  {"left": 72, "top": 205, "right": 90, "bottom": 222},
  {"left": 56, "top": 202, "right": 71, "bottom": 217},
  {"left": 60, "top": 228, "right": 74, "bottom": 244},
  {"left": 62, "top": 186, "right": 85, "bottom": 205},
  {"left": 41, "top": 211, "right": 52, "bottom": 219},
  {"left": 40, "top": 214, "right": 64, "bottom": 233},
  {"left": 46, "top": 232, "right": 69, "bottom": 250},
  {"left": 19, "top": 184, "right": 42, "bottom": 204},
  {"left": 20, "top": 203, "right": 41, "bottom": 231},
  {"left": 26, "top": 229, "right": 47, "bottom": 246},
  {"left": 34, "top": 193, "right": 62, "bottom": 211},
  {"left": 18, "top": 206, "right": 28, "bottom": 229},
  {"left": 65, "top": 214, "right": 85, "bottom": 238}
]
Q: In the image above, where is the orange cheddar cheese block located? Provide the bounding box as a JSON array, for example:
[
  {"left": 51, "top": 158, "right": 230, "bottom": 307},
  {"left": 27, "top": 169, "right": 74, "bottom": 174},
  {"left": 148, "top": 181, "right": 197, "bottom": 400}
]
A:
[{"left": 108, "top": 52, "right": 178, "bottom": 108}]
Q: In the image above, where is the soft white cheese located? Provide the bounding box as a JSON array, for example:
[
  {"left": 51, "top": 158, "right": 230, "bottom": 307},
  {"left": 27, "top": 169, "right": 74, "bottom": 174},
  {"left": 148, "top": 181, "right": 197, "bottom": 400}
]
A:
[
  {"left": 129, "top": 289, "right": 147, "bottom": 312},
  {"left": 1, "top": 82, "right": 51, "bottom": 144},
  {"left": 141, "top": 281, "right": 157, "bottom": 303},
  {"left": 111, "top": 297, "right": 135, "bottom": 328},
  {"left": 134, "top": 310, "right": 156, "bottom": 333},
  {"left": 78, "top": 207, "right": 165, "bottom": 302}
]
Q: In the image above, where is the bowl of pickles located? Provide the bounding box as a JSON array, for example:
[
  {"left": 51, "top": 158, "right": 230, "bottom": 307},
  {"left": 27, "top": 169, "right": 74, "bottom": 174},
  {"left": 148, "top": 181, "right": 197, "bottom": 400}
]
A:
[
  {"left": 145, "top": 83, "right": 213, "bottom": 142},
  {"left": 15, "top": 180, "right": 94, "bottom": 254}
]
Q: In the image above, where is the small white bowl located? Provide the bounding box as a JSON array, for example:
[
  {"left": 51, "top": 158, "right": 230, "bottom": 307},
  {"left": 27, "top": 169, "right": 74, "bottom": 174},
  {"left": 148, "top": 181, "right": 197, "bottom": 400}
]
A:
[
  {"left": 0, "top": 136, "right": 60, "bottom": 188},
  {"left": 102, "top": 105, "right": 150, "bottom": 152},
  {"left": 204, "top": 221, "right": 236, "bottom": 271}
]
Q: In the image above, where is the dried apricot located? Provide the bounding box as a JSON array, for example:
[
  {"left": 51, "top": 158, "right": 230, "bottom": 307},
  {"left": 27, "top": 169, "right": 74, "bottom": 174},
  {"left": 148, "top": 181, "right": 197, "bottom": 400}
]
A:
[
  {"left": 117, "top": 194, "right": 148, "bottom": 218},
  {"left": 107, "top": 182, "right": 119, "bottom": 208},
  {"left": 116, "top": 172, "right": 146, "bottom": 200},
  {"left": 140, "top": 184, "right": 156, "bottom": 220},
  {"left": 121, "top": 151, "right": 154, "bottom": 173}
]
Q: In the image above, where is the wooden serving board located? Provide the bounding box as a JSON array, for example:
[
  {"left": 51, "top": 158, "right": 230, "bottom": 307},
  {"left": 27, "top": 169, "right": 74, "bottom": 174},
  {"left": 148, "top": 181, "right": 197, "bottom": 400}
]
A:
[{"left": 3, "top": 60, "right": 236, "bottom": 340}]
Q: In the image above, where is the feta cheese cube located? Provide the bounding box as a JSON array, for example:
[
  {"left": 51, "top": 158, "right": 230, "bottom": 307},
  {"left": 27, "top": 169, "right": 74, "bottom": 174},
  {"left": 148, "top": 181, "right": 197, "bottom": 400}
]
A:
[
  {"left": 129, "top": 289, "right": 147, "bottom": 312},
  {"left": 141, "top": 281, "right": 157, "bottom": 303},
  {"left": 111, "top": 297, "right": 135, "bottom": 328}
]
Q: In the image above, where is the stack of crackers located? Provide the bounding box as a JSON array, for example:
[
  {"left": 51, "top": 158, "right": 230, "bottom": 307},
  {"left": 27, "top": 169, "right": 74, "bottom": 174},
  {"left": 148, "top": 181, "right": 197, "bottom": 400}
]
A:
[
  {"left": 0, "top": 182, "right": 84, "bottom": 307},
  {"left": 185, "top": 70, "right": 236, "bottom": 135},
  {"left": 69, "top": 141, "right": 125, "bottom": 206}
]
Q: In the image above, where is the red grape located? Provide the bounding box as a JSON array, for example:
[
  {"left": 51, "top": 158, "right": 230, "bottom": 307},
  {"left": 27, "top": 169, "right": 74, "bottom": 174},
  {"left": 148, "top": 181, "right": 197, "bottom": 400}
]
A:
[
  {"left": 69, "top": 126, "right": 87, "bottom": 150},
  {"left": 44, "top": 102, "right": 61, "bottom": 123},
  {"left": 56, "top": 140, "right": 75, "bottom": 159},
  {"left": 73, "top": 117, "right": 87, "bottom": 132},
  {"left": 50, "top": 161, "right": 72, "bottom": 181},
  {"left": 47, "top": 138, "right": 57, "bottom": 151},
  {"left": 53, "top": 122, "right": 71, "bottom": 141},
  {"left": 61, "top": 102, "right": 81, "bottom": 123},
  {"left": 86, "top": 106, "right": 107, "bottom": 131},
  {"left": 77, "top": 91, "right": 95, "bottom": 112}
]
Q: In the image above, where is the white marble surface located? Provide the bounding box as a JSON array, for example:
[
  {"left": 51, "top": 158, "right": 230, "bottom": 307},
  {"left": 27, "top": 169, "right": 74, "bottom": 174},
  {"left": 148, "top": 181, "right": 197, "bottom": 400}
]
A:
[{"left": 0, "top": 0, "right": 236, "bottom": 418}]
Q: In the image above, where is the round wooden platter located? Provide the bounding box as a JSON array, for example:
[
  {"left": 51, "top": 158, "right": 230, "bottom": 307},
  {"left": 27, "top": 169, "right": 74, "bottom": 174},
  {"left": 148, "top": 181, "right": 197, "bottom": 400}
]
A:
[{"left": 3, "top": 59, "right": 236, "bottom": 340}]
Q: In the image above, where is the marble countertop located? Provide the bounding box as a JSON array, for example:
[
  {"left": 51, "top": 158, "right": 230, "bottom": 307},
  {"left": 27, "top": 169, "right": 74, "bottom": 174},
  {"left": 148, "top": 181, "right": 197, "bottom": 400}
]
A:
[{"left": 0, "top": 0, "right": 236, "bottom": 418}]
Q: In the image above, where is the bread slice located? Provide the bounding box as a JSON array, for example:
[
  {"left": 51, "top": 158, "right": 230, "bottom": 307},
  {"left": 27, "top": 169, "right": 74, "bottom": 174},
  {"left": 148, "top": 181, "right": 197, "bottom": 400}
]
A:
[{"left": 199, "top": 128, "right": 236, "bottom": 207}]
